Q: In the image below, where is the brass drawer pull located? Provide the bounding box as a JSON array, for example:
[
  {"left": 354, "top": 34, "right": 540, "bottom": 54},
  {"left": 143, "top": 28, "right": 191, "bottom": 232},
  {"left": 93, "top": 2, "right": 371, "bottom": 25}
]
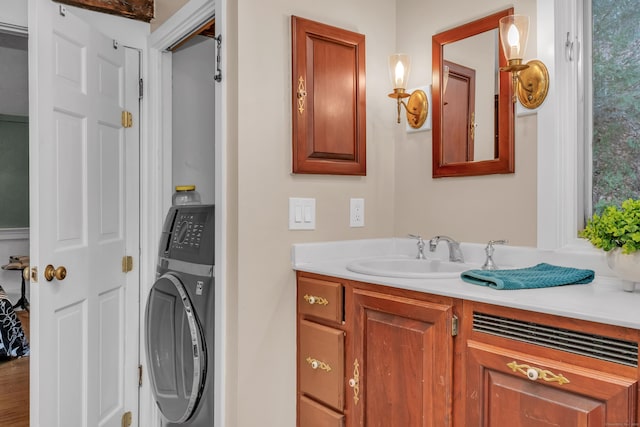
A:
[
  {"left": 306, "top": 357, "right": 332, "bottom": 372},
  {"left": 304, "top": 294, "right": 329, "bottom": 306},
  {"left": 507, "top": 361, "right": 570, "bottom": 385},
  {"left": 349, "top": 358, "right": 360, "bottom": 405}
]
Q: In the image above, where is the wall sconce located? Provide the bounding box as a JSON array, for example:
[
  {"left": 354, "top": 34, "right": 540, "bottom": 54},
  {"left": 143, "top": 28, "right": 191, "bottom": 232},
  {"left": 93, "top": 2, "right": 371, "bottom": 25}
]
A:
[
  {"left": 498, "top": 15, "right": 549, "bottom": 109},
  {"left": 387, "top": 54, "right": 428, "bottom": 128}
]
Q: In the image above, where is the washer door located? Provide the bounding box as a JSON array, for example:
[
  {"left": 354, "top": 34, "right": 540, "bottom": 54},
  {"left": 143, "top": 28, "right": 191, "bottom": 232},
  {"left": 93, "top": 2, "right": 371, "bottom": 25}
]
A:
[{"left": 145, "top": 273, "right": 207, "bottom": 423}]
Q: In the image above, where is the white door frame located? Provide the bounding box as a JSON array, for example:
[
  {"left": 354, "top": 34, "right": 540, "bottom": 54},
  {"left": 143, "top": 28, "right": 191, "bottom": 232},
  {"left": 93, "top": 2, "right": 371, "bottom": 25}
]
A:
[{"left": 143, "top": 1, "right": 227, "bottom": 426}]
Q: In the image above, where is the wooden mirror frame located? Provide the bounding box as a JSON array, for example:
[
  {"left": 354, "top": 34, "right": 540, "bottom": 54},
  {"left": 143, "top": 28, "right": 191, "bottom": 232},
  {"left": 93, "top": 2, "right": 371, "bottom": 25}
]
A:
[{"left": 432, "top": 8, "right": 514, "bottom": 178}]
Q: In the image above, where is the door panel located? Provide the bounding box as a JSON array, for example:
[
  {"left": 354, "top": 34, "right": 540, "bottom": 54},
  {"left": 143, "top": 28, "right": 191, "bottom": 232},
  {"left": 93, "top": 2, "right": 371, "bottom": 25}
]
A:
[
  {"left": 98, "top": 122, "right": 123, "bottom": 238},
  {"left": 53, "top": 111, "right": 86, "bottom": 244},
  {"left": 98, "top": 287, "right": 125, "bottom": 419},
  {"left": 56, "top": 302, "right": 86, "bottom": 427},
  {"left": 350, "top": 288, "right": 453, "bottom": 427},
  {"left": 30, "top": 2, "right": 139, "bottom": 426}
]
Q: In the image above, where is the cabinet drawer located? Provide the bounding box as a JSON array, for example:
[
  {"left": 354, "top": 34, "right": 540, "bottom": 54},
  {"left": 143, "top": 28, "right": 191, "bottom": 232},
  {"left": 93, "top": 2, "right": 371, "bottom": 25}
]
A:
[
  {"left": 299, "top": 396, "right": 344, "bottom": 427},
  {"left": 299, "top": 320, "right": 344, "bottom": 411},
  {"left": 298, "top": 276, "right": 343, "bottom": 324}
]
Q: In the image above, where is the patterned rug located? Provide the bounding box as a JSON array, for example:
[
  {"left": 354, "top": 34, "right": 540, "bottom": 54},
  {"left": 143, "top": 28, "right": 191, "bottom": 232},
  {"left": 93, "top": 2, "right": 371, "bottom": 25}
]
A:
[{"left": 0, "top": 285, "right": 30, "bottom": 358}]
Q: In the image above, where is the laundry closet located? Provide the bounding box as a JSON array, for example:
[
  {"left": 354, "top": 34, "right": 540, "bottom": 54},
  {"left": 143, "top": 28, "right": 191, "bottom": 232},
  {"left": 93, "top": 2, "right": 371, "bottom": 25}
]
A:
[
  {"left": 171, "top": 32, "right": 216, "bottom": 203},
  {"left": 142, "top": 27, "right": 218, "bottom": 427}
]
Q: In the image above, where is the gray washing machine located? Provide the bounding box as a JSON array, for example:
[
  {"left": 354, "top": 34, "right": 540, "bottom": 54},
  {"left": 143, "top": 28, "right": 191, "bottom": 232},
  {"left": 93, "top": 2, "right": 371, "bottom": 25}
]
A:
[{"left": 145, "top": 204, "right": 215, "bottom": 426}]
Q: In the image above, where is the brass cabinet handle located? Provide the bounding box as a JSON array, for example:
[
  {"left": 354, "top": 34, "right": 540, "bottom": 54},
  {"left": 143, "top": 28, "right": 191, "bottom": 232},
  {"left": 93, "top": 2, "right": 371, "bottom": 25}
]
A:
[
  {"left": 44, "top": 264, "right": 67, "bottom": 282},
  {"left": 306, "top": 356, "right": 332, "bottom": 372},
  {"left": 349, "top": 358, "right": 360, "bottom": 405},
  {"left": 303, "top": 294, "right": 329, "bottom": 306},
  {"left": 297, "top": 76, "right": 307, "bottom": 114},
  {"left": 507, "top": 361, "right": 570, "bottom": 385}
]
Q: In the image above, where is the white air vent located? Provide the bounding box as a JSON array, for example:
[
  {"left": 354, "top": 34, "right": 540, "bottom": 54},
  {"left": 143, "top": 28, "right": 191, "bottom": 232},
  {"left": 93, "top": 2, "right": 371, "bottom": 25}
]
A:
[{"left": 473, "top": 312, "right": 638, "bottom": 367}]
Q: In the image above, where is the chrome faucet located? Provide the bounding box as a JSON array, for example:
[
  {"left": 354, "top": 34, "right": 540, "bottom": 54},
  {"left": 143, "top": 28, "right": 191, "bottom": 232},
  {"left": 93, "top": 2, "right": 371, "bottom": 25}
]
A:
[
  {"left": 481, "top": 240, "right": 508, "bottom": 270},
  {"left": 429, "top": 235, "right": 464, "bottom": 263},
  {"left": 408, "top": 234, "right": 427, "bottom": 259}
]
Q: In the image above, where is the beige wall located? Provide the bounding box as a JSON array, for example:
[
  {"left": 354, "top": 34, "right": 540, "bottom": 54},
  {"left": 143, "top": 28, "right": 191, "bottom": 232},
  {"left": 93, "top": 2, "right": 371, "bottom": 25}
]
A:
[
  {"left": 233, "top": 0, "right": 396, "bottom": 425},
  {"left": 394, "top": 0, "right": 539, "bottom": 247},
  {"left": 229, "top": 0, "right": 542, "bottom": 425}
]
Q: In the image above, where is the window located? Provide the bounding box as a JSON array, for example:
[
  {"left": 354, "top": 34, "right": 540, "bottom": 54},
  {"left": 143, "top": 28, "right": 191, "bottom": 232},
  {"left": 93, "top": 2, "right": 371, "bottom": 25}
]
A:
[{"left": 591, "top": 0, "right": 640, "bottom": 214}]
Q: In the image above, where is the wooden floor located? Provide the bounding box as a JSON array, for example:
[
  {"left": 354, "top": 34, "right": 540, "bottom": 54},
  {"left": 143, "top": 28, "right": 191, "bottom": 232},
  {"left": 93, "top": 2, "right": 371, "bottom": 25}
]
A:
[{"left": 0, "top": 309, "right": 29, "bottom": 427}]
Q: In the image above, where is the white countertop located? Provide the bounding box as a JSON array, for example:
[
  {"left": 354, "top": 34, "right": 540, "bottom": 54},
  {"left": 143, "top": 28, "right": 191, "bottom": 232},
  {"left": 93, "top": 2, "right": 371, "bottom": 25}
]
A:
[{"left": 292, "top": 238, "right": 640, "bottom": 329}]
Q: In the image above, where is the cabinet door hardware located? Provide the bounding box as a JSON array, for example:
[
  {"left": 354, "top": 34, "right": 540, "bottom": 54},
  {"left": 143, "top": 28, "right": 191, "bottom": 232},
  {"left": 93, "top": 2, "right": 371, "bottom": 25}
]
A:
[
  {"left": 297, "top": 76, "right": 307, "bottom": 114},
  {"left": 305, "top": 356, "right": 332, "bottom": 372},
  {"left": 349, "top": 358, "right": 360, "bottom": 405},
  {"left": 303, "top": 294, "right": 328, "bottom": 306},
  {"left": 507, "top": 361, "right": 570, "bottom": 385}
]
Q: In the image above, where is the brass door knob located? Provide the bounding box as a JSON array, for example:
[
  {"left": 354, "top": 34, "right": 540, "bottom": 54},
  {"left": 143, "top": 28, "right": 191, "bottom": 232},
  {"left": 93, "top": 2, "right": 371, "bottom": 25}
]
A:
[{"left": 44, "top": 264, "right": 67, "bottom": 282}]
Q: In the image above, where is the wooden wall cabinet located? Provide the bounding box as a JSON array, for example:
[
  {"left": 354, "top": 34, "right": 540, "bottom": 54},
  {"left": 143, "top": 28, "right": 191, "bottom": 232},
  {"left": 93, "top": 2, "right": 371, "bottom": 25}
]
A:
[
  {"left": 296, "top": 272, "right": 640, "bottom": 427},
  {"left": 291, "top": 16, "right": 366, "bottom": 175}
]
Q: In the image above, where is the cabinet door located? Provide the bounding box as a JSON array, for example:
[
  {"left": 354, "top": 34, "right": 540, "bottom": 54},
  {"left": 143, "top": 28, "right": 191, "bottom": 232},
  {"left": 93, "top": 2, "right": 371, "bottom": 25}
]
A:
[
  {"left": 349, "top": 288, "right": 454, "bottom": 427},
  {"left": 465, "top": 340, "right": 637, "bottom": 427},
  {"left": 291, "top": 16, "right": 366, "bottom": 175}
]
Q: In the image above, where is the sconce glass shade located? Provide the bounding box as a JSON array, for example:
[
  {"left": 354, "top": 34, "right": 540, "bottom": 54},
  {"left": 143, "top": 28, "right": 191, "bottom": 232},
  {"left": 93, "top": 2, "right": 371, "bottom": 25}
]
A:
[
  {"left": 388, "top": 54, "right": 411, "bottom": 90},
  {"left": 498, "top": 15, "right": 529, "bottom": 62}
]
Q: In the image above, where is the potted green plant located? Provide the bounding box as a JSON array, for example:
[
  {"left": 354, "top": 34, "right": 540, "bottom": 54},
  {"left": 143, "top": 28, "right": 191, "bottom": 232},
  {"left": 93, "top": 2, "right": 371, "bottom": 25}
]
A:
[{"left": 580, "top": 198, "right": 640, "bottom": 291}]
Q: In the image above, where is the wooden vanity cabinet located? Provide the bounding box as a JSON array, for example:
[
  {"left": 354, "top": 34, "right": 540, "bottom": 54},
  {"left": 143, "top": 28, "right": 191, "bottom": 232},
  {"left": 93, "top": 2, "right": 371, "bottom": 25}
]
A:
[
  {"left": 296, "top": 272, "right": 640, "bottom": 427},
  {"left": 461, "top": 302, "right": 639, "bottom": 427},
  {"left": 296, "top": 272, "right": 456, "bottom": 427}
]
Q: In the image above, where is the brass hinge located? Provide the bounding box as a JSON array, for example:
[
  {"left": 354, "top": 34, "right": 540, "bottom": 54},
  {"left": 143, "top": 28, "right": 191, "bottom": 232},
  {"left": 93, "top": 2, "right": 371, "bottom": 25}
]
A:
[
  {"left": 121, "top": 110, "right": 133, "bottom": 128},
  {"left": 121, "top": 411, "right": 132, "bottom": 427},
  {"left": 122, "top": 256, "right": 133, "bottom": 273},
  {"left": 451, "top": 315, "right": 459, "bottom": 337},
  {"left": 138, "top": 364, "right": 143, "bottom": 387}
]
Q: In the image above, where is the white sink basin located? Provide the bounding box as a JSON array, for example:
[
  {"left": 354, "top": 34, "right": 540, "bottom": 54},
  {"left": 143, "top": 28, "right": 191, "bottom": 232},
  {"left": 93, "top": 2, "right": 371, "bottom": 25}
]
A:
[{"left": 346, "top": 256, "right": 472, "bottom": 279}]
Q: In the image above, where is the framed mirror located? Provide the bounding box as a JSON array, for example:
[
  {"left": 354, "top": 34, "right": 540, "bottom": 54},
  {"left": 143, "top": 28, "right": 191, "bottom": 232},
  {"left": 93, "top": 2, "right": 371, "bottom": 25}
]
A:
[{"left": 432, "top": 8, "right": 514, "bottom": 178}]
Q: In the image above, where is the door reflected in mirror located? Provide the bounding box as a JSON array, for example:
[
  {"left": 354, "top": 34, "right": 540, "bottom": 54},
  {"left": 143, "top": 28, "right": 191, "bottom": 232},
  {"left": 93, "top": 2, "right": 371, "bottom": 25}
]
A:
[{"left": 432, "top": 8, "right": 514, "bottom": 178}]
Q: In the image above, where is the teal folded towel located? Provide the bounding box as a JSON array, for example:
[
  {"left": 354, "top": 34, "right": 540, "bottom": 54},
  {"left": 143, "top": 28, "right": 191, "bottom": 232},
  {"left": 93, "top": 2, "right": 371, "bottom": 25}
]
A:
[{"left": 460, "top": 263, "right": 595, "bottom": 290}]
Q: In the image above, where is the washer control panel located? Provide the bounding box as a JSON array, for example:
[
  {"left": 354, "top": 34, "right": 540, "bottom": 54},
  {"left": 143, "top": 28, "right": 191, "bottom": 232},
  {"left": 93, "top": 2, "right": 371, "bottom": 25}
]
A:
[
  {"left": 173, "top": 213, "right": 206, "bottom": 249},
  {"left": 160, "top": 205, "right": 214, "bottom": 265}
]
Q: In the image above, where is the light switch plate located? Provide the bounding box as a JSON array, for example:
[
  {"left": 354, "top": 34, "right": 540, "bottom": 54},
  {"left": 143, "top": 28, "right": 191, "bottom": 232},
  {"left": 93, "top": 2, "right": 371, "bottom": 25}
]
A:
[{"left": 289, "top": 198, "right": 316, "bottom": 230}]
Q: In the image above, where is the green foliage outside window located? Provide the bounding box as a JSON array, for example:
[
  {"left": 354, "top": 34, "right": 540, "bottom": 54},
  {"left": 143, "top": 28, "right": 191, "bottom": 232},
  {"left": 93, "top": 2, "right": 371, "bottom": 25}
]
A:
[{"left": 592, "top": 0, "right": 640, "bottom": 214}]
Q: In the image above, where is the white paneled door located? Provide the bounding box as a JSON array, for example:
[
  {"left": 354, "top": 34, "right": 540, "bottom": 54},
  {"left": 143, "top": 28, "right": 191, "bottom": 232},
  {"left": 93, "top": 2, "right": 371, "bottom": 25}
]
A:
[{"left": 29, "top": 1, "right": 140, "bottom": 426}]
